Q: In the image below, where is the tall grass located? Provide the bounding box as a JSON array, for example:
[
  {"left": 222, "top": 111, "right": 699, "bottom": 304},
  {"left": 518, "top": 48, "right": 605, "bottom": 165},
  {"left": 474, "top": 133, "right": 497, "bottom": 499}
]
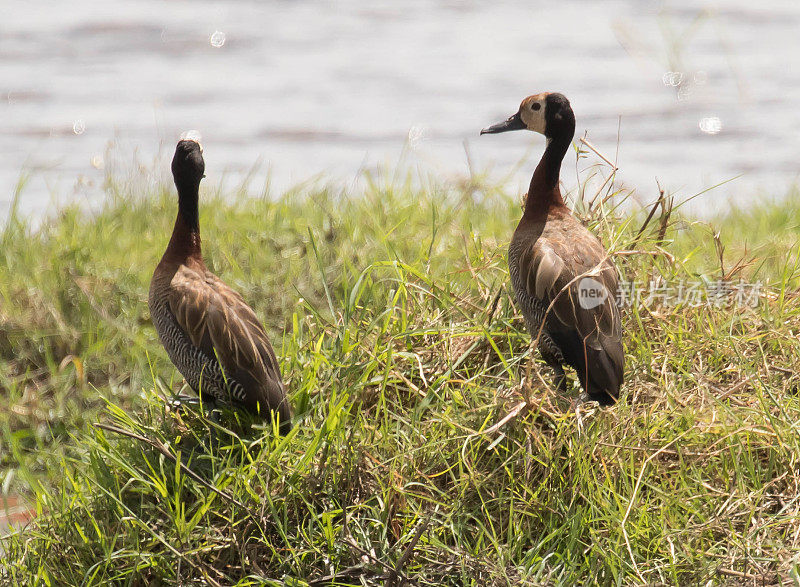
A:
[{"left": 1, "top": 152, "right": 800, "bottom": 584}]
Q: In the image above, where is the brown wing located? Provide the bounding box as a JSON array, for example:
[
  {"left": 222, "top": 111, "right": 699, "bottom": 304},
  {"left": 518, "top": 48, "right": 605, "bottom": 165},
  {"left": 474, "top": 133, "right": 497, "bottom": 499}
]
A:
[
  {"left": 520, "top": 220, "right": 623, "bottom": 397},
  {"left": 521, "top": 237, "right": 619, "bottom": 335},
  {"left": 167, "top": 265, "right": 289, "bottom": 418}
]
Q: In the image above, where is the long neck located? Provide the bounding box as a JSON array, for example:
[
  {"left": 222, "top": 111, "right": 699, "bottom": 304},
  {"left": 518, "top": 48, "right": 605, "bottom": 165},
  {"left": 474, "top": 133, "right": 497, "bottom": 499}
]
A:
[
  {"left": 165, "top": 181, "right": 202, "bottom": 260},
  {"left": 524, "top": 134, "right": 571, "bottom": 218}
]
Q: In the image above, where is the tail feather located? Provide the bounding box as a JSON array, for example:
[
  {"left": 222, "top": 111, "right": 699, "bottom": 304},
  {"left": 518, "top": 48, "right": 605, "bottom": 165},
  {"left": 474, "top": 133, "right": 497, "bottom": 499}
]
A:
[{"left": 551, "top": 329, "right": 624, "bottom": 404}]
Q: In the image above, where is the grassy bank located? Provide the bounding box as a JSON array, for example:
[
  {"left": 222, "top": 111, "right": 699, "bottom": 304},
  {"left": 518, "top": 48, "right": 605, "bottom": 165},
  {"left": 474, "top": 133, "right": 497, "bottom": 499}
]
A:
[{"left": 1, "top": 159, "right": 800, "bottom": 584}]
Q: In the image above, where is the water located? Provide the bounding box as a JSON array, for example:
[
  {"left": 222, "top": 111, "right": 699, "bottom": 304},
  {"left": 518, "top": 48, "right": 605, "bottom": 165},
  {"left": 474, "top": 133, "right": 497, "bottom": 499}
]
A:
[{"left": 2, "top": 0, "right": 799, "bottom": 220}]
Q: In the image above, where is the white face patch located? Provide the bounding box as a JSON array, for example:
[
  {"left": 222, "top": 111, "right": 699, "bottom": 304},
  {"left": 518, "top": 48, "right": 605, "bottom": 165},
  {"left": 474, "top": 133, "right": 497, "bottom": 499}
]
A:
[{"left": 519, "top": 98, "right": 547, "bottom": 135}]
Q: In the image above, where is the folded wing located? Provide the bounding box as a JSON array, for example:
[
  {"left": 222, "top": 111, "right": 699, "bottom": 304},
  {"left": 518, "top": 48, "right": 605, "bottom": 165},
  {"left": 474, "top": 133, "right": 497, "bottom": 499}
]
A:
[
  {"left": 519, "top": 229, "right": 623, "bottom": 398},
  {"left": 167, "top": 265, "right": 290, "bottom": 420}
]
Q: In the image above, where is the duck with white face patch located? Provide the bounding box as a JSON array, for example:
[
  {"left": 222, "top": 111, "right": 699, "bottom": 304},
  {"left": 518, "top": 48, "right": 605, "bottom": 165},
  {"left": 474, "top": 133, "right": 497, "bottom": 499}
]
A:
[{"left": 481, "top": 92, "right": 624, "bottom": 406}]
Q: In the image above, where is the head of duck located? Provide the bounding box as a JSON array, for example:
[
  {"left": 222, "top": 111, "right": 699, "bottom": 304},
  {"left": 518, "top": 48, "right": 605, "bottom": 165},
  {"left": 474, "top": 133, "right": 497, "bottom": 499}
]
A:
[
  {"left": 481, "top": 93, "right": 576, "bottom": 215},
  {"left": 480, "top": 92, "right": 575, "bottom": 141},
  {"left": 173, "top": 139, "right": 204, "bottom": 183},
  {"left": 167, "top": 139, "right": 206, "bottom": 260}
]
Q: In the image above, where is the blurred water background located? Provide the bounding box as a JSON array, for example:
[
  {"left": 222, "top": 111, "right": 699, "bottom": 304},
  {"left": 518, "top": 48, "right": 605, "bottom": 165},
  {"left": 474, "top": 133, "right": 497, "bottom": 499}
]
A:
[{"left": 2, "top": 0, "right": 799, "bottom": 220}]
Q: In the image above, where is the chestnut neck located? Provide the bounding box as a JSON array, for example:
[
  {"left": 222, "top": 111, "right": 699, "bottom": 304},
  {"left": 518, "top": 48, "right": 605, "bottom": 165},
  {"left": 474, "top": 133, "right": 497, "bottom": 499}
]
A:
[
  {"left": 165, "top": 180, "right": 203, "bottom": 261},
  {"left": 523, "top": 133, "right": 571, "bottom": 219}
]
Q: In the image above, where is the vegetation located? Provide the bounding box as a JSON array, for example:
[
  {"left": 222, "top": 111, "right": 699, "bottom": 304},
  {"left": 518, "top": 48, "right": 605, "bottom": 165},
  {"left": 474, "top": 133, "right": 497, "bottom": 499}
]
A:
[{"left": 1, "top": 150, "right": 800, "bottom": 585}]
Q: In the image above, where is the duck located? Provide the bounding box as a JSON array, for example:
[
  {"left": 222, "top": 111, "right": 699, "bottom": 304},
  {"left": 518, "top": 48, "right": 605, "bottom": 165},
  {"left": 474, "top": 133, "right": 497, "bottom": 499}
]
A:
[
  {"left": 481, "top": 93, "right": 624, "bottom": 405},
  {"left": 148, "top": 139, "right": 292, "bottom": 433}
]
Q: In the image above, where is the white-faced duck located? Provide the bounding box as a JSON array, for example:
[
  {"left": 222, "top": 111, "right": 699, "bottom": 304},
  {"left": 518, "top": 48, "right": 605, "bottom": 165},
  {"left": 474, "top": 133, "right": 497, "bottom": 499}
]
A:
[
  {"left": 481, "top": 93, "right": 624, "bottom": 405},
  {"left": 148, "top": 139, "right": 292, "bottom": 432}
]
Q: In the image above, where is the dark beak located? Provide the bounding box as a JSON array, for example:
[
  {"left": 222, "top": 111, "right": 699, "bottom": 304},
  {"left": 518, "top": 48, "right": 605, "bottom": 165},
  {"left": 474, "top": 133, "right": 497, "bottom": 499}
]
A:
[{"left": 480, "top": 112, "right": 526, "bottom": 135}]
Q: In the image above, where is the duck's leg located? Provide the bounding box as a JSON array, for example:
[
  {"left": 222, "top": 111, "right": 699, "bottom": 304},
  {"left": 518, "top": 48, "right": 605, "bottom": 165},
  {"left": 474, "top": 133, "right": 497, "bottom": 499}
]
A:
[
  {"left": 169, "top": 394, "right": 222, "bottom": 420},
  {"left": 168, "top": 394, "right": 201, "bottom": 411},
  {"left": 540, "top": 347, "right": 567, "bottom": 392}
]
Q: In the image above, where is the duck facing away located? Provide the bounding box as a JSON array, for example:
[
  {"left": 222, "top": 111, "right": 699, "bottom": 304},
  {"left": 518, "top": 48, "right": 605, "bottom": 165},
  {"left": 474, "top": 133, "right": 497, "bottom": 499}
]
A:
[
  {"left": 149, "top": 139, "right": 292, "bottom": 432},
  {"left": 481, "top": 93, "right": 624, "bottom": 405}
]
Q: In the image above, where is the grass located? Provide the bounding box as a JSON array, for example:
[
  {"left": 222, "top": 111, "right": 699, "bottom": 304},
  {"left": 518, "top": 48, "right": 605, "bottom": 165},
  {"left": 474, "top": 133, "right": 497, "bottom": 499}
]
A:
[{"left": 1, "top": 149, "right": 800, "bottom": 585}]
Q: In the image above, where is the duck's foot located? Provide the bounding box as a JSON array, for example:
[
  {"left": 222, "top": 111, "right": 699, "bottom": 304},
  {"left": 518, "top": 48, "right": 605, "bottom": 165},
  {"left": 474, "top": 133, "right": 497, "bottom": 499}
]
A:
[
  {"left": 168, "top": 395, "right": 224, "bottom": 423},
  {"left": 541, "top": 350, "right": 568, "bottom": 393},
  {"left": 168, "top": 394, "right": 201, "bottom": 409}
]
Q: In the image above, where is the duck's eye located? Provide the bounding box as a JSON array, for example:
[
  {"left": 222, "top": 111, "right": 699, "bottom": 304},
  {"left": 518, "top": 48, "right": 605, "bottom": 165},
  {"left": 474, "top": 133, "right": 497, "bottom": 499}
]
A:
[{"left": 532, "top": 103, "right": 541, "bottom": 111}]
